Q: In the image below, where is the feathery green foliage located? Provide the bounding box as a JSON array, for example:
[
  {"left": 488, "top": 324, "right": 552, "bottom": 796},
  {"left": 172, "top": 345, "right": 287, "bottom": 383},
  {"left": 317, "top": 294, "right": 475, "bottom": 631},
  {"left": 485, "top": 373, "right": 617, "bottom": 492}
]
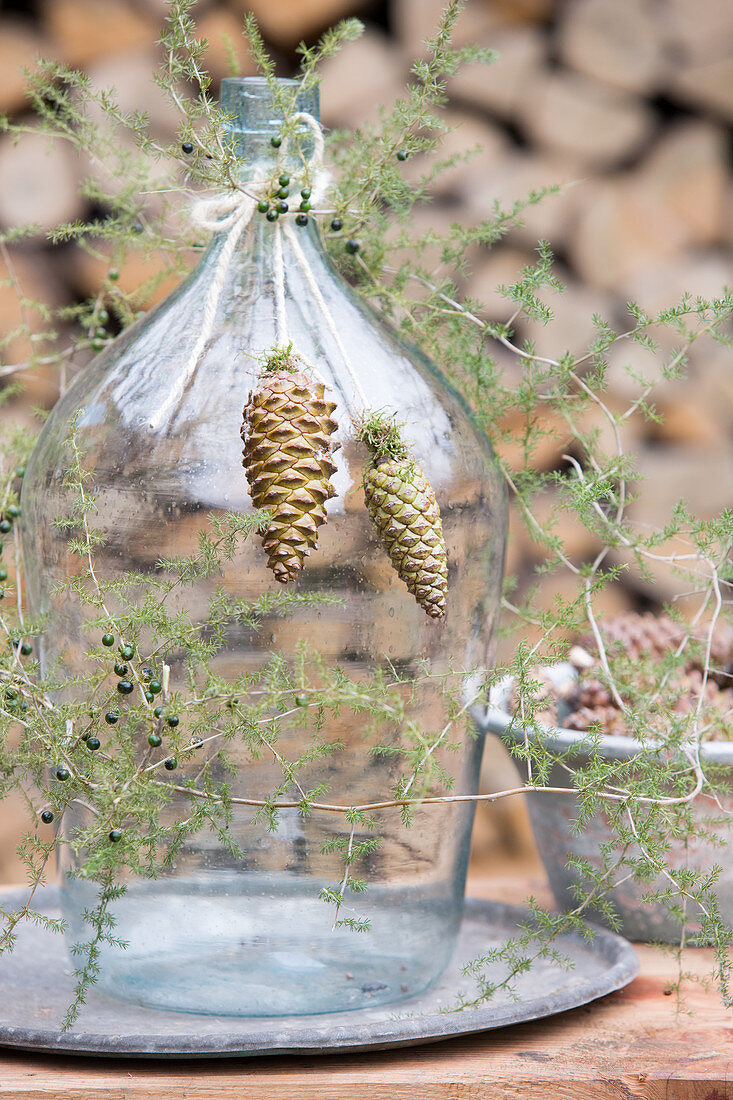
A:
[{"left": 1, "top": 0, "right": 733, "bottom": 1025}]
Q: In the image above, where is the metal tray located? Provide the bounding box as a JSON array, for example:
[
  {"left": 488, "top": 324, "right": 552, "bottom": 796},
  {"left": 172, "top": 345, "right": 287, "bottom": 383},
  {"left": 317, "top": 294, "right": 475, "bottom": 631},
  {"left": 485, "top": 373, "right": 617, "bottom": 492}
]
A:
[{"left": 0, "top": 885, "right": 638, "bottom": 1058}]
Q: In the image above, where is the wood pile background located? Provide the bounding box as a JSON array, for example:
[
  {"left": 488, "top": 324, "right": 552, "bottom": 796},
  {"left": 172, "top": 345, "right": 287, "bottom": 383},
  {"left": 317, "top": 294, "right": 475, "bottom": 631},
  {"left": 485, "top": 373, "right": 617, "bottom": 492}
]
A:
[{"left": 1, "top": 0, "right": 732, "bottom": 881}]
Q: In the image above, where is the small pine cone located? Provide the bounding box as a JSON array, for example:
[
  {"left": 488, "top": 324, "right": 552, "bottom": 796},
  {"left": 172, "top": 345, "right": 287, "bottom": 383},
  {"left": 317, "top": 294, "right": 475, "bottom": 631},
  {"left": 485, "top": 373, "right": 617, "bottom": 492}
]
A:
[
  {"left": 364, "top": 457, "right": 447, "bottom": 619},
  {"left": 578, "top": 612, "right": 684, "bottom": 662},
  {"left": 563, "top": 703, "right": 629, "bottom": 736},
  {"left": 578, "top": 612, "right": 733, "bottom": 685},
  {"left": 241, "top": 369, "right": 338, "bottom": 583}
]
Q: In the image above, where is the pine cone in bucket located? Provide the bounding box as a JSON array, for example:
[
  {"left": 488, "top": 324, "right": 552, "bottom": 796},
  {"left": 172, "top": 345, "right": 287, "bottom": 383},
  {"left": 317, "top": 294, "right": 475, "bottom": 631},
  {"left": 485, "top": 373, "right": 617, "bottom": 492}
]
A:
[{"left": 565, "top": 612, "right": 733, "bottom": 736}]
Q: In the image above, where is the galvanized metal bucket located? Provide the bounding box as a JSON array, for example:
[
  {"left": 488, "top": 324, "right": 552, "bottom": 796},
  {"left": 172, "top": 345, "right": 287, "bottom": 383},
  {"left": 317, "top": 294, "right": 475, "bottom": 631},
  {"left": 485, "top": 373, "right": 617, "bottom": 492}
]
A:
[{"left": 481, "top": 666, "right": 733, "bottom": 943}]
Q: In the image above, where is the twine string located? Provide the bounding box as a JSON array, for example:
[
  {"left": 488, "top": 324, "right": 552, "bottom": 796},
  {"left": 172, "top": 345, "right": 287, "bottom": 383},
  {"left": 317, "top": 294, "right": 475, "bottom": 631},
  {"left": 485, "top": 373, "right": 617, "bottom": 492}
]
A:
[
  {"left": 149, "top": 192, "right": 257, "bottom": 431},
  {"left": 148, "top": 112, "right": 329, "bottom": 432},
  {"left": 273, "top": 222, "right": 288, "bottom": 347},
  {"left": 283, "top": 219, "right": 369, "bottom": 412}
]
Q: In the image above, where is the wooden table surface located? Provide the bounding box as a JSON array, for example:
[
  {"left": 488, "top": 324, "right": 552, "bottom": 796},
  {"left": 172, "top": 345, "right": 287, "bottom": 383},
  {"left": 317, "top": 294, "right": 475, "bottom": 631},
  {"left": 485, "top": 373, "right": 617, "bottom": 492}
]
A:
[{"left": 1, "top": 873, "right": 731, "bottom": 1100}]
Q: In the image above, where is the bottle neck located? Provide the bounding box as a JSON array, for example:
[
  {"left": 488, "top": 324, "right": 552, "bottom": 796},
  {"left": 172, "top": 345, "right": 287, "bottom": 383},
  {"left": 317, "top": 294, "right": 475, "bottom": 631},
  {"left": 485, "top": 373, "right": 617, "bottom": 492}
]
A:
[
  {"left": 184, "top": 78, "right": 332, "bottom": 385},
  {"left": 201, "top": 159, "right": 328, "bottom": 273},
  {"left": 241, "top": 204, "right": 328, "bottom": 287},
  {"left": 221, "top": 77, "right": 321, "bottom": 179}
]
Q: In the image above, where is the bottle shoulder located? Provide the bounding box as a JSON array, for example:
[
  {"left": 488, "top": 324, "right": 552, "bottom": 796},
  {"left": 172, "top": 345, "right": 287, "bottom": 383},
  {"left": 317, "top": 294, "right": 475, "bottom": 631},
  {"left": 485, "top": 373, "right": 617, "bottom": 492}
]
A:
[{"left": 27, "top": 223, "right": 503, "bottom": 510}]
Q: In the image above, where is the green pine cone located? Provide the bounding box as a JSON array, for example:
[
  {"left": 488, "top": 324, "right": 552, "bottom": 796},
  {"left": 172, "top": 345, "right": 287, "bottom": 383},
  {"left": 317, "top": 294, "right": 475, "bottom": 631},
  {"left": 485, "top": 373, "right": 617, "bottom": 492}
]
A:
[{"left": 364, "top": 457, "right": 447, "bottom": 619}]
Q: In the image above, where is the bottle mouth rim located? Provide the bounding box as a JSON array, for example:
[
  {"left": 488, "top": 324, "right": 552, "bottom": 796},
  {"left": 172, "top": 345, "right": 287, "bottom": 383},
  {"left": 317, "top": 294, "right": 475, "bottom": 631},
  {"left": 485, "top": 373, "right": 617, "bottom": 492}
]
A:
[
  {"left": 221, "top": 77, "right": 314, "bottom": 90},
  {"left": 220, "top": 77, "right": 321, "bottom": 139}
]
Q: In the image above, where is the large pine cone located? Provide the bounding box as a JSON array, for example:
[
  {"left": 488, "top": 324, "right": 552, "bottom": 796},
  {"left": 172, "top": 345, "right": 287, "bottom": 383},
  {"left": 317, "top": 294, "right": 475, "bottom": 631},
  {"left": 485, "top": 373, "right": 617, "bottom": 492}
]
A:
[
  {"left": 364, "top": 457, "right": 447, "bottom": 619},
  {"left": 241, "top": 369, "right": 338, "bottom": 583}
]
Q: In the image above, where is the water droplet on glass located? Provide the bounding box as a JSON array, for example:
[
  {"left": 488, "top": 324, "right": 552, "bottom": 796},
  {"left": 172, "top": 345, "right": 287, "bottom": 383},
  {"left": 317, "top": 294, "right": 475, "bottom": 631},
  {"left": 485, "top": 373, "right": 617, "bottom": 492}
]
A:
[{"left": 388, "top": 607, "right": 395, "bottom": 618}]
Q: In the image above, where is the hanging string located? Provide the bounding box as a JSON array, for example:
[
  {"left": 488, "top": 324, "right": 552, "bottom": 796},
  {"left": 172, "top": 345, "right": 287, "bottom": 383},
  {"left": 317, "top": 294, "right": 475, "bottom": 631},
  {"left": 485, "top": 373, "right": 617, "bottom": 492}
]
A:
[
  {"left": 283, "top": 219, "right": 370, "bottom": 411},
  {"left": 273, "top": 222, "right": 288, "bottom": 347},
  {"left": 148, "top": 112, "right": 329, "bottom": 432},
  {"left": 289, "top": 112, "right": 326, "bottom": 187},
  {"left": 148, "top": 191, "right": 258, "bottom": 431}
]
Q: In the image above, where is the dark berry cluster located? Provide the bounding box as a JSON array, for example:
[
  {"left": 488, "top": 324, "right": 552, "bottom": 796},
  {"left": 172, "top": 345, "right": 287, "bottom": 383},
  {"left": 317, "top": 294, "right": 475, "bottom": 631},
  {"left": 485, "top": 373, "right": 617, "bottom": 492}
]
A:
[
  {"left": 0, "top": 474, "right": 23, "bottom": 600},
  {"left": 249, "top": 146, "right": 362, "bottom": 254},
  {"left": 255, "top": 170, "right": 315, "bottom": 230},
  {"left": 3, "top": 605, "right": 33, "bottom": 720},
  {"left": 0, "top": 500, "right": 20, "bottom": 537},
  {"left": 4, "top": 682, "right": 28, "bottom": 716},
  {"left": 49, "top": 633, "right": 195, "bottom": 843},
  {"left": 86, "top": 301, "right": 112, "bottom": 353}
]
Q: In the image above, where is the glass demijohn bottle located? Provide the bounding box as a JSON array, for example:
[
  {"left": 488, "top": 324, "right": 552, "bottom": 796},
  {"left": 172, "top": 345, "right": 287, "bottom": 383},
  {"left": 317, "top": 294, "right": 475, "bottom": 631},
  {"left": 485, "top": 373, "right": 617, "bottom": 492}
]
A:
[{"left": 21, "top": 78, "right": 507, "bottom": 1016}]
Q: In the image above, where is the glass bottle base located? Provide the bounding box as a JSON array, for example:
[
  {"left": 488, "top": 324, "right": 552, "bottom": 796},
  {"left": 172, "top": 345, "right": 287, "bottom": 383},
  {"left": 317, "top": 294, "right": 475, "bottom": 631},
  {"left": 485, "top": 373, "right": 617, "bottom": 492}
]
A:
[{"left": 61, "top": 873, "right": 460, "bottom": 1016}]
